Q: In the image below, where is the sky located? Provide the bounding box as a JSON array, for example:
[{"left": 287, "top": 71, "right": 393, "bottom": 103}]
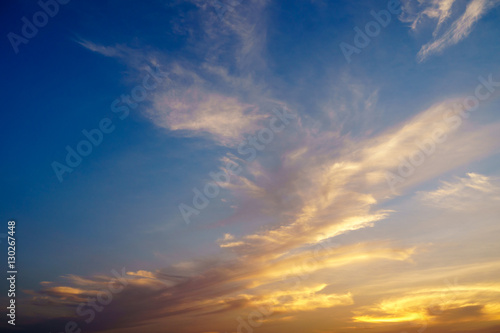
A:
[{"left": 1, "top": 0, "right": 500, "bottom": 332}]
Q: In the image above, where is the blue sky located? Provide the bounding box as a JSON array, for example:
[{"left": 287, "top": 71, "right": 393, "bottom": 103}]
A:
[{"left": 1, "top": 0, "right": 500, "bottom": 332}]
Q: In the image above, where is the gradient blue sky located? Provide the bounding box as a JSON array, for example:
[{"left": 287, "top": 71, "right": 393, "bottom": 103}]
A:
[{"left": 1, "top": 1, "right": 500, "bottom": 332}]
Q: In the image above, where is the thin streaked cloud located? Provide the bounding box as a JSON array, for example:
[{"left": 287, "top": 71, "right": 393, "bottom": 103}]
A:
[{"left": 401, "top": 0, "right": 500, "bottom": 61}]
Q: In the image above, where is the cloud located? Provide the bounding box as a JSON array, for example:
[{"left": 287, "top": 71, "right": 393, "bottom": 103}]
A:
[
  {"left": 245, "top": 284, "right": 354, "bottom": 313},
  {"left": 20, "top": 93, "right": 500, "bottom": 332},
  {"left": 76, "top": 40, "right": 126, "bottom": 58},
  {"left": 148, "top": 86, "right": 268, "bottom": 146},
  {"left": 417, "top": 172, "right": 500, "bottom": 210},
  {"left": 400, "top": 0, "right": 500, "bottom": 62},
  {"left": 401, "top": 0, "right": 458, "bottom": 32},
  {"left": 75, "top": 0, "right": 275, "bottom": 147},
  {"left": 33, "top": 24, "right": 500, "bottom": 331},
  {"left": 76, "top": 43, "right": 274, "bottom": 146},
  {"left": 353, "top": 283, "right": 500, "bottom": 324},
  {"left": 21, "top": 238, "right": 415, "bottom": 332}
]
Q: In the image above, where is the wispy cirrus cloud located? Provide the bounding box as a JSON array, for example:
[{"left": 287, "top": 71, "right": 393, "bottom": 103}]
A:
[
  {"left": 148, "top": 86, "right": 268, "bottom": 146},
  {"left": 401, "top": 0, "right": 500, "bottom": 62},
  {"left": 76, "top": 40, "right": 127, "bottom": 58},
  {"left": 401, "top": 0, "right": 458, "bottom": 32},
  {"left": 417, "top": 172, "right": 500, "bottom": 210},
  {"left": 75, "top": 0, "right": 274, "bottom": 147}
]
